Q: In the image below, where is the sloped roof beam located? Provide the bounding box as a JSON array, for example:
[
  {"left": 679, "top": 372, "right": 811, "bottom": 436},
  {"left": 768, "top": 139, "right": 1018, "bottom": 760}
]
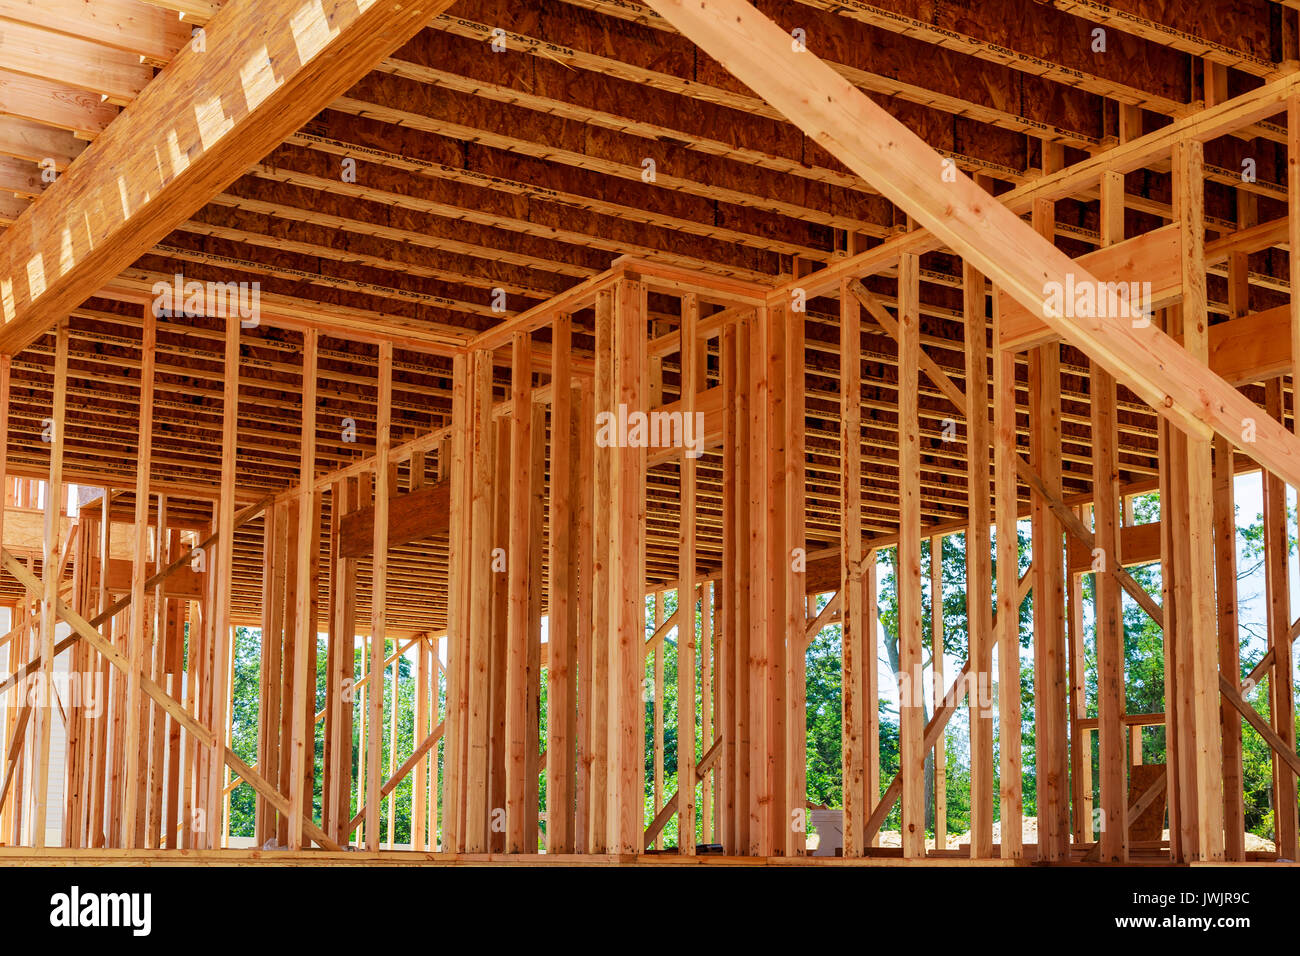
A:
[
  {"left": 643, "top": 0, "right": 1300, "bottom": 490},
  {"left": 0, "top": 0, "right": 457, "bottom": 355}
]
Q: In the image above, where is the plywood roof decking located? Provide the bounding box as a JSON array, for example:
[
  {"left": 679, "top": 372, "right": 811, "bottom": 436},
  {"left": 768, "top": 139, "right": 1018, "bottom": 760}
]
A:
[{"left": 1, "top": 0, "right": 1297, "bottom": 626}]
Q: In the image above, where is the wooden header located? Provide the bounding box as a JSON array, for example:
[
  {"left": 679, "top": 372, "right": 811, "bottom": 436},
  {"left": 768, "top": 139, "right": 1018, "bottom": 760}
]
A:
[{"left": 338, "top": 480, "right": 450, "bottom": 559}]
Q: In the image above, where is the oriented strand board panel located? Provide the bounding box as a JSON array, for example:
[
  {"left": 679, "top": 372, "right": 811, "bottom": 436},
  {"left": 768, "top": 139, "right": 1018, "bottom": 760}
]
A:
[
  {"left": 1128, "top": 763, "right": 1167, "bottom": 843},
  {"left": 2, "top": 508, "right": 71, "bottom": 553}
]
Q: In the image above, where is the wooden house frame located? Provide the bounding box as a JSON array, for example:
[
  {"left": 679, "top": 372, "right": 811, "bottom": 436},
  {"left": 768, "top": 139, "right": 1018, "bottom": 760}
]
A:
[{"left": 0, "top": 0, "right": 1294, "bottom": 865}]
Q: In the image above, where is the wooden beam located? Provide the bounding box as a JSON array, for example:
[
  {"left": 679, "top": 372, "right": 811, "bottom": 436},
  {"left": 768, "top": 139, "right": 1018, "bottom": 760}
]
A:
[
  {"left": 803, "top": 591, "right": 840, "bottom": 648},
  {"left": 1219, "top": 675, "right": 1300, "bottom": 778},
  {"left": 863, "top": 555, "right": 880, "bottom": 848},
  {"left": 0, "top": 0, "right": 190, "bottom": 63},
  {"left": 504, "top": 333, "right": 532, "bottom": 852},
  {"left": 783, "top": 298, "right": 806, "bottom": 857},
  {"left": 652, "top": 592, "right": 664, "bottom": 850},
  {"left": 526, "top": 384, "right": 545, "bottom": 848},
  {"left": 1213, "top": 435, "right": 1245, "bottom": 860},
  {"left": 1261, "top": 383, "right": 1298, "bottom": 860},
  {"left": 897, "top": 249, "right": 924, "bottom": 860},
  {"left": 146, "top": 463, "right": 168, "bottom": 846},
  {"left": 122, "top": 306, "right": 154, "bottom": 849},
  {"left": 1093, "top": 169, "right": 1127, "bottom": 864},
  {"left": 1173, "top": 138, "right": 1226, "bottom": 862},
  {"left": 1213, "top": 131, "right": 1252, "bottom": 860},
  {"left": 487, "top": 412, "right": 508, "bottom": 851},
  {"left": 607, "top": 276, "right": 647, "bottom": 854},
  {"left": 1066, "top": 543, "right": 1091, "bottom": 845},
  {"left": 202, "top": 314, "right": 239, "bottom": 848},
  {"left": 546, "top": 314, "right": 576, "bottom": 855},
  {"left": 347, "top": 723, "right": 445, "bottom": 835},
  {"left": 640, "top": 0, "right": 1300, "bottom": 491},
  {"left": 0, "top": 549, "right": 214, "bottom": 751},
  {"left": 761, "top": 298, "right": 787, "bottom": 857},
  {"left": 720, "top": 318, "right": 740, "bottom": 855},
  {"left": 411, "top": 635, "right": 430, "bottom": 849},
  {"left": 679, "top": 294, "right": 699, "bottom": 855},
  {"left": 336, "top": 481, "right": 449, "bottom": 559},
  {"left": 963, "top": 260, "right": 993, "bottom": 860},
  {"left": 746, "top": 308, "right": 767, "bottom": 856},
  {"left": 839, "top": 279, "right": 865, "bottom": 859},
  {"left": 287, "top": 329, "right": 317, "bottom": 849},
  {"left": 443, "top": 355, "right": 467, "bottom": 853},
  {"left": 1016, "top": 457, "right": 1164, "bottom": 629},
  {"left": 864, "top": 659, "right": 974, "bottom": 847},
  {"left": 930, "top": 535, "right": 947, "bottom": 850},
  {"left": 991, "top": 301, "right": 1023, "bottom": 860},
  {"left": 0, "top": 701, "right": 31, "bottom": 816},
  {"left": 1027, "top": 183, "right": 1069, "bottom": 864},
  {"left": 579, "top": 292, "right": 612, "bottom": 853},
  {"left": 572, "top": 380, "right": 594, "bottom": 851},
  {"left": 1280, "top": 89, "right": 1300, "bottom": 863},
  {"left": 0, "top": 0, "right": 458, "bottom": 356},
  {"left": 0, "top": 70, "right": 118, "bottom": 137},
  {"left": 462, "top": 349, "right": 494, "bottom": 853},
  {"left": 386, "top": 649, "right": 399, "bottom": 847},
  {"left": 30, "top": 318, "right": 66, "bottom": 847},
  {"left": 642, "top": 736, "right": 723, "bottom": 850},
  {"left": 366, "top": 342, "right": 392, "bottom": 850},
  {"left": 1158, "top": 353, "right": 1190, "bottom": 860},
  {"left": 256, "top": 503, "right": 282, "bottom": 847},
  {"left": 322, "top": 481, "right": 348, "bottom": 842},
  {"left": 0, "top": 19, "right": 152, "bottom": 104},
  {"left": 700, "top": 583, "right": 714, "bottom": 846}
]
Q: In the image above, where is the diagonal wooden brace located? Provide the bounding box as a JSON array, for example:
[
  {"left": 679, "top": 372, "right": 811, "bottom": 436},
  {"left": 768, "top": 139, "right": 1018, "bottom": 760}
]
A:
[
  {"left": 347, "top": 722, "right": 445, "bottom": 836},
  {"left": 643, "top": 0, "right": 1300, "bottom": 489},
  {"left": 2, "top": 547, "right": 340, "bottom": 851},
  {"left": 1014, "top": 456, "right": 1165, "bottom": 629}
]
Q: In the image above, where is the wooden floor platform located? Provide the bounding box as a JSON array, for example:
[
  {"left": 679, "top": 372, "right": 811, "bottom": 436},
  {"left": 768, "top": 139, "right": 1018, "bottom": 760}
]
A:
[{"left": 0, "top": 847, "right": 1289, "bottom": 867}]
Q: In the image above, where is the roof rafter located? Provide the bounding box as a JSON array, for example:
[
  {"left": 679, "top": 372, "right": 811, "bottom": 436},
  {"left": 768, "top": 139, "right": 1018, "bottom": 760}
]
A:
[{"left": 0, "top": 0, "right": 458, "bottom": 357}]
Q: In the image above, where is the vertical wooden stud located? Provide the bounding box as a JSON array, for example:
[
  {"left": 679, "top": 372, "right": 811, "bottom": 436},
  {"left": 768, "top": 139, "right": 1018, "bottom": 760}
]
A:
[
  {"left": 898, "top": 252, "right": 925, "bottom": 859},
  {"left": 288, "top": 329, "right": 318, "bottom": 849}
]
